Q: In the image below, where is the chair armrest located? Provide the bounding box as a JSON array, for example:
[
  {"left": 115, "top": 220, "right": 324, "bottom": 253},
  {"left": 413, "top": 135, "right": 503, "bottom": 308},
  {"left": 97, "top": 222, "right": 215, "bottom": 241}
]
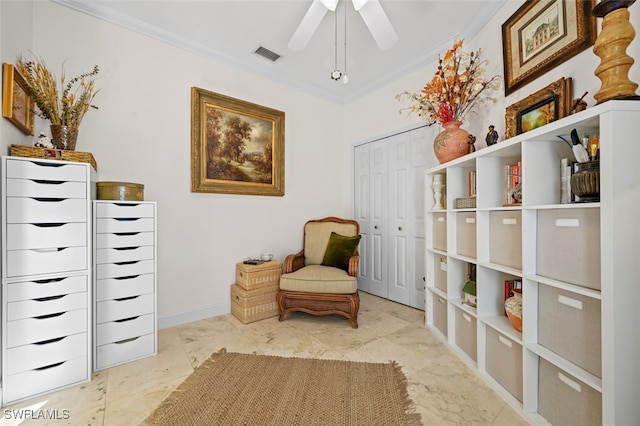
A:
[
  {"left": 283, "top": 249, "right": 305, "bottom": 273},
  {"left": 347, "top": 252, "right": 359, "bottom": 277}
]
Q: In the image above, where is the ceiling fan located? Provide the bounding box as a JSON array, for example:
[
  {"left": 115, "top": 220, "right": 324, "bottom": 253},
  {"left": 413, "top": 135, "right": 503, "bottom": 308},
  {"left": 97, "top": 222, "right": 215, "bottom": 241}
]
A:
[{"left": 288, "top": 0, "right": 399, "bottom": 51}]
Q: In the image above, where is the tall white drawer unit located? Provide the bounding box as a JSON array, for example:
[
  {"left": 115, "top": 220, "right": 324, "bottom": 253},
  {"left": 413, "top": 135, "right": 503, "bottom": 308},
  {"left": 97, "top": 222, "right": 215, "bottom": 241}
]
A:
[
  {"left": 1, "top": 156, "right": 95, "bottom": 406},
  {"left": 93, "top": 201, "right": 157, "bottom": 371}
]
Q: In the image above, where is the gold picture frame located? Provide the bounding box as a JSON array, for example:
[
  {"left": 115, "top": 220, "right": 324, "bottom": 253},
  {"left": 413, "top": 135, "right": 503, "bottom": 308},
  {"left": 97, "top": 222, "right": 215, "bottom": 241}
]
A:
[
  {"left": 191, "top": 87, "right": 285, "bottom": 196},
  {"left": 502, "top": 0, "right": 597, "bottom": 96},
  {"left": 505, "top": 77, "right": 572, "bottom": 139},
  {"left": 2, "top": 63, "right": 34, "bottom": 135}
]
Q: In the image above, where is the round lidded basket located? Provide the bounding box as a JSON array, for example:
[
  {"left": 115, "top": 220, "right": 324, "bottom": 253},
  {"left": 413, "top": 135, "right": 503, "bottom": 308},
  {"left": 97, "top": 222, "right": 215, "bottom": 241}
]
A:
[{"left": 97, "top": 181, "right": 144, "bottom": 201}]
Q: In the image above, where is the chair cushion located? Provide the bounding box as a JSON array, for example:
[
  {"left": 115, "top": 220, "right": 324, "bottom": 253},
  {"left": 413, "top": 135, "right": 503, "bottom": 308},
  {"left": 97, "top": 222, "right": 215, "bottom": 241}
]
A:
[
  {"left": 322, "top": 232, "right": 361, "bottom": 271},
  {"left": 279, "top": 265, "right": 358, "bottom": 294},
  {"left": 304, "top": 221, "right": 358, "bottom": 265}
]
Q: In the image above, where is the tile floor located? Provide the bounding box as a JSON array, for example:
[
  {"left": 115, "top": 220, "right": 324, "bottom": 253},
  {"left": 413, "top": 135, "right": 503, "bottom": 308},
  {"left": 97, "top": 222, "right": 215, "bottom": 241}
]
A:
[{"left": 1, "top": 292, "right": 530, "bottom": 425}]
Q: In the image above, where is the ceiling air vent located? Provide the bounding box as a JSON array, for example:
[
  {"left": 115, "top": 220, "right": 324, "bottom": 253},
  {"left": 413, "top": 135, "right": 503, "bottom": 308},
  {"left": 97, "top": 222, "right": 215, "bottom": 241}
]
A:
[{"left": 253, "top": 46, "right": 282, "bottom": 63}]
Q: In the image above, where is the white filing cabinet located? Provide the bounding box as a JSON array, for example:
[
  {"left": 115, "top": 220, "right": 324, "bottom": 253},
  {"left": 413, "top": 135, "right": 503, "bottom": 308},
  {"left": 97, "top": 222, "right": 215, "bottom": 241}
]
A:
[
  {"left": 1, "top": 156, "right": 95, "bottom": 406},
  {"left": 93, "top": 201, "right": 157, "bottom": 371}
]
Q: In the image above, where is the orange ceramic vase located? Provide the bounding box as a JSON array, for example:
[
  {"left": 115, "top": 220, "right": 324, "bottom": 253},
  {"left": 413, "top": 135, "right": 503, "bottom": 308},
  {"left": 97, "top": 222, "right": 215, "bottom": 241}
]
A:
[
  {"left": 433, "top": 121, "right": 471, "bottom": 164},
  {"left": 505, "top": 289, "right": 523, "bottom": 332}
]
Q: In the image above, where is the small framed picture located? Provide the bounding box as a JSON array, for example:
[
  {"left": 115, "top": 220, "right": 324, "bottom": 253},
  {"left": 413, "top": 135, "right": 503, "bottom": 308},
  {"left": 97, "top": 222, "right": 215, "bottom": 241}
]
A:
[{"left": 2, "top": 63, "right": 34, "bottom": 135}]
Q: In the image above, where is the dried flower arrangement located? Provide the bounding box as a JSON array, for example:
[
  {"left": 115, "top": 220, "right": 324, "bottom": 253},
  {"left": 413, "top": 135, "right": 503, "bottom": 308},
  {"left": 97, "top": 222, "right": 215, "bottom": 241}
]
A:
[
  {"left": 16, "top": 55, "right": 99, "bottom": 128},
  {"left": 397, "top": 40, "right": 501, "bottom": 125}
]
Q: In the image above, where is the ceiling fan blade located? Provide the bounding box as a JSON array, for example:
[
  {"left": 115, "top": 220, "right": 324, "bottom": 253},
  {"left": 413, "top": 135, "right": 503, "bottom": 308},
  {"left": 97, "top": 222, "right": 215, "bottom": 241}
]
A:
[
  {"left": 288, "top": 0, "right": 330, "bottom": 51},
  {"left": 357, "top": 0, "right": 398, "bottom": 50}
]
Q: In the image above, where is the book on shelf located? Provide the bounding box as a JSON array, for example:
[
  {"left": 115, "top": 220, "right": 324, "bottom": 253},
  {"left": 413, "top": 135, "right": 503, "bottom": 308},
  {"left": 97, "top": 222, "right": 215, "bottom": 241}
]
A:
[
  {"left": 503, "top": 279, "right": 522, "bottom": 315},
  {"left": 468, "top": 170, "right": 477, "bottom": 197},
  {"left": 504, "top": 161, "right": 522, "bottom": 206}
]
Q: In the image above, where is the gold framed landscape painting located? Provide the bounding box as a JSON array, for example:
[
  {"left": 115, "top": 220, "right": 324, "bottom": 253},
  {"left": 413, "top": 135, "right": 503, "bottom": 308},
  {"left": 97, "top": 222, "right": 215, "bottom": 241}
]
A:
[
  {"left": 502, "top": 0, "right": 597, "bottom": 95},
  {"left": 2, "top": 63, "right": 34, "bottom": 135},
  {"left": 505, "top": 77, "right": 572, "bottom": 139},
  {"left": 191, "top": 87, "right": 285, "bottom": 196}
]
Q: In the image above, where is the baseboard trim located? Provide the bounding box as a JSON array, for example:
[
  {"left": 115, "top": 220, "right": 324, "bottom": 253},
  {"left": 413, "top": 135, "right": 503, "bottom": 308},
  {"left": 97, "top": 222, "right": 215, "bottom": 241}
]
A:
[{"left": 157, "top": 303, "right": 230, "bottom": 329}]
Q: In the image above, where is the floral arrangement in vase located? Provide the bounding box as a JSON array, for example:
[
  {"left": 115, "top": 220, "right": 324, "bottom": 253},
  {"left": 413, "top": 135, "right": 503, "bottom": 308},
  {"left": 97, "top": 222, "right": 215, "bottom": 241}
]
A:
[
  {"left": 16, "top": 55, "right": 100, "bottom": 150},
  {"left": 397, "top": 40, "right": 501, "bottom": 163}
]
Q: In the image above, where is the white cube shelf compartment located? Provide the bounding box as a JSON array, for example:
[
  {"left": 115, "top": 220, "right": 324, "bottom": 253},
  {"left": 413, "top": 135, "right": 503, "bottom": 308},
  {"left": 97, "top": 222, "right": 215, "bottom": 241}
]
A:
[
  {"left": 424, "top": 101, "right": 640, "bottom": 425},
  {"left": 1, "top": 156, "right": 95, "bottom": 406},
  {"left": 93, "top": 200, "right": 157, "bottom": 371}
]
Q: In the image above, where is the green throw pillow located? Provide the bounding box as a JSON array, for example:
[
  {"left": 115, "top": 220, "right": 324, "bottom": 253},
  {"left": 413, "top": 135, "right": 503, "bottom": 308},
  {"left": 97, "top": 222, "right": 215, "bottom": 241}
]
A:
[{"left": 322, "top": 232, "right": 361, "bottom": 271}]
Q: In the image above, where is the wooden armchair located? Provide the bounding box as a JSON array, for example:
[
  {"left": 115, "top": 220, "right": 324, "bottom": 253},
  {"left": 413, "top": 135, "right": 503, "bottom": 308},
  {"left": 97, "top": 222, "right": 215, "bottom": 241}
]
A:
[{"left": 277, "top": 217, "right": 361, "bottom": 328}]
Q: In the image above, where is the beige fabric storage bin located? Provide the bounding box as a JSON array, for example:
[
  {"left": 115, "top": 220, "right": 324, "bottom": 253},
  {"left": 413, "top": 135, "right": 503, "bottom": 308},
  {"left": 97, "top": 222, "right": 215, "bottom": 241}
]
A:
[
  {"left": 433, "top": 295, "right": 448, "bottom": 336},
  {"left": 489, "top": 210, "right": 522, "bottom": 270},
  {"left": 486, "top": 327, "right": 523, "bottom": 402},
  {"left": 455, "top": 307, "right": 477, "bottom": 362},
  {"left": 456, "top": 212, "right": 476, "bottom": 258},
  {"left": 538, "top": 284, "right": 601, "bottom": 378},
  {"left": 434, "top": 255, "right": 447, "bottom": 292},
  {"left": 538, "top": 358, "right": 602, "bottom": 426},
  {"left": 537, "top": 208, "right": 600, "bottom": 289},
  {"left": 433, "top": 212, "right": 447, "bottom": 251}
]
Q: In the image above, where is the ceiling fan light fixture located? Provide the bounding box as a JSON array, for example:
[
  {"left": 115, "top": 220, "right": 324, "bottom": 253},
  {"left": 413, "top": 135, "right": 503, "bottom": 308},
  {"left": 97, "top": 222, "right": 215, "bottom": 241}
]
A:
[
  {"left": 319, "top": 0, "right": 339, "bottom": 11},
  {"left": 352, "top": 0, "right": 371, "bottom": 11}
]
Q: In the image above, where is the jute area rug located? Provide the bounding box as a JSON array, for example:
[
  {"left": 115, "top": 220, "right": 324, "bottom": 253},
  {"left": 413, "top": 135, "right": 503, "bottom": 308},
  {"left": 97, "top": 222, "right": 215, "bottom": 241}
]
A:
[{"left": 143, "top": 349, "right": 422, "bottom": 425}]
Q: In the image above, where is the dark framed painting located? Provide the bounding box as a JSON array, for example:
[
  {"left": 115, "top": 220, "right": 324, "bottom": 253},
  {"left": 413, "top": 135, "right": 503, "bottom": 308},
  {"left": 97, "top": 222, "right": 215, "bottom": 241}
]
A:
[
  {"left": 502, "top": 0, "right": 597, "bottom": 96},
  {"left": 505, "top": 77, "right": 572, "bottom": 138},
  {"left": 2, "top": 63, "right": 34, "bottom": 135},
  {"left": 191, "top": 87, "right": 285, "bottom": 196}
]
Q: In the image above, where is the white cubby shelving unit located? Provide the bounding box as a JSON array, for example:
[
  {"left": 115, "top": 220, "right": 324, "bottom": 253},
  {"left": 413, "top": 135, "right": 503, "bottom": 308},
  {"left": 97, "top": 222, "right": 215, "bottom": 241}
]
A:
[{"left": 424, "top": 100, "right": 640, "bottom": 425}]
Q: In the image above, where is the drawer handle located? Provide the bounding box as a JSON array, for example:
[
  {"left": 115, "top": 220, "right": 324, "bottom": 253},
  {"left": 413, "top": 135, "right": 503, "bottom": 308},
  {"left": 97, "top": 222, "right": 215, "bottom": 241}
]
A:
[
  {"left": 33, "top": 277, "right": 66, "bottom": 284},
  {"left": 114, "top": 275, "right": 140, "bottom": 281},
  {"left": 115, "top": 316, "right": 140, "bottom": 323},
  {"left": 437, "top": 217, "right": 445, "bottom": 222},
  {"left": 31, "top": 197, "right": 65, "bottom": 203},
  {"left": 465, "top": 218, "right": 476, "bottom": 224},
  {"left": 555, "top": 218, "right": 580, "bottom": 227},
  {"left": 31, "top": 179, "right": 64, "bottom": 185},
  {"left": 114, "top": 295, "right": 139, "bottom": 302},
  {"left": 32, "top": 223, "right": 65, "bottom": 228},
  {"left": 34, "top": 336, "right": 66, "bottom": 345},
  {"left": 34, "top": 361, "right": 65, "bottom": 371},
  {"left": 558, "top": 372, "right": 582, "bottom": 393},
  {"left": 114, "top": 232, "right": 140, "bottom": 236},
  {"left": 502, "top": 218, "right": 517, "bottom": 225},
  {"left": 32, "top": 247, "right": 67, "bottom": 253},
  {"left": 34, "top": 311, "right": 66, "bottom": 320},
  {"left": 30, "top": 161, "right": 64, "bottom": 168},
  {"left": 114, "top": 217, "right": 141, "bottom": 222},
  {"left": 113, "top": 246, "right": 140, "bottom": 251},
  {"left": 115, "top": 336, "right": 140, "bottom": 344},
  {"left": 558, "top": 295, "right": 583, "bottom": 310},
  {"left": 498, "top": 335, "right": 513, "bottom": 348},
  {"left": 115, "top": 260, "right": 139, "bottom": 266},
  {"left": 33, "top": 294, "right": 66, "bottom": 302},
  {"left": 114, "top": 203, "right": 141, "bottom": 207}
]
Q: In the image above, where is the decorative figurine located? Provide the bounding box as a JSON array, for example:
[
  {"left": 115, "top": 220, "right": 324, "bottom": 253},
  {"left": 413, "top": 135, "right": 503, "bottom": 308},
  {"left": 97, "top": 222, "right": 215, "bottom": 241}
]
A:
[
  {"left": 35, "top": 132, "right": 54, "bottom": 148},
  {"left": 468, "top": 134, "right": 476, "bottom": 152},
  {"left": 485, "top": 125, "right": 499, "bottom": 146}
]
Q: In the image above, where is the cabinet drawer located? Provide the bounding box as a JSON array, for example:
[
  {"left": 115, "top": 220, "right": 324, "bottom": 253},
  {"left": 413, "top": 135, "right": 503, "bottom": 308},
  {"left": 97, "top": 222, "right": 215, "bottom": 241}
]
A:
[
  {"left": 96, "top": 313, "right": 155, "bottom": 346},
  {"left": 7, "top": 223, "right": 87, "bottom": 250},
  {"left": 97, "top": 294, "right": 155, "bottom": 323},
  {"left": 96, "top": 333, "right": 155, "bottom": 370},
  {"left": 538, "top": 284, "right": 601, "bottom": 378},
  {"left": 6, "top": 197, "right": 87, "bottom": 223},
  {"left": 7, "top": 309, "right": 87, "bottom": 348},
  {"left": 489, "top": 210, "right": 522, "bottom": 270},
  {"left": 6, "top": 333, "right": 87, "bottom": 375},
  {"left": 455, "top": 308, "right": 477, "bottom": 362},
  {"left": 434, "top": 255, "right": 447, "bottom": 293},
  {"left": 538, "top": 358, "right": 602, "bottom": 426},
  {"left": 7, "top": 246, "right": 87, "bottom": 277},
  {"left": 537, "top": 208, "right": 600, "bottom": 289},
  {"left": 6, "top": 158, "right": 87, "bottom": 181},
  {"left": 7, "top": 275, "right": 87, "bottom": 302},
  {"left": 432, "top": 212, "right": 447, "bottom": 251},
  {"left": 3, "top": 356, "right": 88, "bottom": 405},
  {"left": 96, "top": 231, "right": 154, "bottom": 249},
  {"left": 96, "top": 202, "right": 154, "bottom": 218},
  {"left": 6, "top": 178, "right": 86, "bottom": 199},
  {"left": 7, "top": 292, "right": 87, "bottom": 321},
  {"left": 433, "top": 295, "right": 448, "bottom": 336},
  {"left": 96, "top": 274, "right": 155, "bottom": 301},
  {"left": 456, "top": 212, "right": 476, "bottom": 258},
  {"left": 96, "top": 260, "right": 154, "bottom": 279},
  {"left": 96, "top": 246, "right": 154, "bottom": 264},
  {"left": 96, "top": 217, "right": 154, "bottom": 233},
  {"left": 486, "top": 327, "right": 523, "bottom": 402}
]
